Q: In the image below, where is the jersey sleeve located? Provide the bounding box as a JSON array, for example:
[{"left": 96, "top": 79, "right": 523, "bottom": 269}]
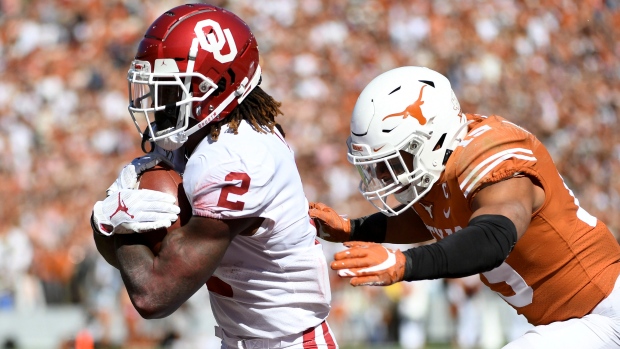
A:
[
  {"left": 182, "top": 144, "right": 276, "bottom": 220},
  {"left": 453, "top": 117, "right": 539, "bottom": 204}
]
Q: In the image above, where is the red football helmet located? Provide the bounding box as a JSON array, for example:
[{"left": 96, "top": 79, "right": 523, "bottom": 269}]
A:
[{"left": 127, "top": 4, "right": 261, "bottom": 151}]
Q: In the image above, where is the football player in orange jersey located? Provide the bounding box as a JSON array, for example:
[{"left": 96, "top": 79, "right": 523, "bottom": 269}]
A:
[{"left": 310, "top": 66, "right": 620, "bottom": 348}]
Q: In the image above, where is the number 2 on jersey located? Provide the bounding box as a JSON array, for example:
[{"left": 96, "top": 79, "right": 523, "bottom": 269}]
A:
[{"left": 217, "top": 172, "right": 251, "bottom": 210}]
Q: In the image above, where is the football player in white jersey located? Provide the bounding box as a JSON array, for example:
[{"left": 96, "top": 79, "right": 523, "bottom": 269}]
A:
[{"left": 90, "top": 4, "right": 337, "bottom": 348}]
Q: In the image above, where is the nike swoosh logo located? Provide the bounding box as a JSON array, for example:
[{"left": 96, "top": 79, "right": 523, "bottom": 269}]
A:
[
  {"left": 443, "top": 207, "right": 451, "bottom": 218},
  {"left": 338, "top": 246, "right": 397, "bottom": 277},
  {"left": 373, "top": 145, "right": 385, "bottom": 152}
]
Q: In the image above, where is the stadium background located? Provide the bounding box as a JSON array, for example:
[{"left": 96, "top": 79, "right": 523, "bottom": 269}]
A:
[{"left": 0, "top": 0, "right": 619, "bottom": 348}]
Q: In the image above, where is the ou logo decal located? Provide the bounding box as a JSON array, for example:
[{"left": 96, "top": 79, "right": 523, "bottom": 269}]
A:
[{"left": 194, "top": 19, "right": 237, "bottom": 63}]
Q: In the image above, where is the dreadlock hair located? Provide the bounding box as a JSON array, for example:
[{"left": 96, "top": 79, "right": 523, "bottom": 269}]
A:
[{"left": 207, "top": 86, "right": 283, "bottom": 141}]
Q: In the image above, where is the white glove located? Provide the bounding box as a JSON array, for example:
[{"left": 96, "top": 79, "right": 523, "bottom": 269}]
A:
[
  {"left": 92, "top": 188, "right": 180, "bottom": 236},
  {"left": 106, "top": 153, "right": 173, "bottom": 195}
]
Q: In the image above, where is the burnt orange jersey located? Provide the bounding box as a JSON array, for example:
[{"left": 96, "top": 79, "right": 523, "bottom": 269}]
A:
[{"left": 412, "top": 113, "right": 620, "bottom": 325}]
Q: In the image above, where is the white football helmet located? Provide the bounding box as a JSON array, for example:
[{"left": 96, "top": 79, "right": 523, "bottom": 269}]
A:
[{"left": 347, "top": 66, "right": 469, "bottom": 216}]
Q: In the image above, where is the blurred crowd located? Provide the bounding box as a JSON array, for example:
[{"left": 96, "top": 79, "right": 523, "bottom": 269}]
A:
[{"left": 0, "top": 0, "right": 619, "bottom": 348}]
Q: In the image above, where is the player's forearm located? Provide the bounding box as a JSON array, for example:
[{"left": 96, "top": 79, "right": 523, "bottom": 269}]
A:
[
  {"left": 91, "top": 213, "right": 120, "bottom": 269},
  {"left": 93, "top": 232, "right": 119, "bottom": 269},
  {"left": 385, "top": 208, "right": 434, "bottom": 243},
  {"left": 402, "top": 214, "right": 517, "bottom": 280},
  {"left": 113, "top": 237, "right": 195, "bottom": 319},
  {"left": 113, "top": 226, "right": 229, "bottom": 319},
  {"left": 351, "top": 208, "right": 433, "bottom": 244}
]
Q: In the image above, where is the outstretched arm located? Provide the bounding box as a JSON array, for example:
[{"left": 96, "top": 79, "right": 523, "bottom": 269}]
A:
[
  {"left": 385, "top": 207, "right": 433, "bottom": 243},
  {"left": 114, "top": 215, "right": 263, "bottom": 319},
  {"left": 332, "top": 176, "right": 543, "bottom": 286},
  {"left": 310, "top": 202, "right": 433, "bottom": 244}
]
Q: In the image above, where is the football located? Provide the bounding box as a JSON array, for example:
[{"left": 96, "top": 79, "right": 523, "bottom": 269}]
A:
[{"left": 136, "top": 164, "right": 192, "bottom": 254}]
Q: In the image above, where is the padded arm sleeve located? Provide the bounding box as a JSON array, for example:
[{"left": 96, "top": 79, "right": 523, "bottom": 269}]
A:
[
  {"left": 402, "top": 214, "right": 517, "bottom": 281},
  {"left": 349, "top": 212, "right": 388, "bottom": 243}
]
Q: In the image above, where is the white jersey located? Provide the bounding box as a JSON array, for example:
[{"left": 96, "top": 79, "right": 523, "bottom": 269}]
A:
[{"left": 180, "top": 120, "right": 332, "bottom": 339}]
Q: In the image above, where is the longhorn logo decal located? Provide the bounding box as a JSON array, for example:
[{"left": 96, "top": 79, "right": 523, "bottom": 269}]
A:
[
  {"left": 419, "top": 201, "right": 433, "bottom": 219},
  {"left": 382, "top": 85, "right": 428, "bottom": 125}
]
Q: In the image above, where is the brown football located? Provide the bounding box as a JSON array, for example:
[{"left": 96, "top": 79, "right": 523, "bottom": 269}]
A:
[{"left": 136, "top": 164, "right": 192, "bottom": 254}]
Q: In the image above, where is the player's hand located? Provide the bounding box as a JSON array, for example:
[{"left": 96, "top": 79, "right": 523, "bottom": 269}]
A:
[
  {"left": 92, "top": 189, "right": 180, "bottom": 236},
  {"left": 309, "top": 202, "right": 351, "bottom": 242},
  {"left": 331, "top": 241, "right": 406, "bottom": 286},
  {"left": 106, "top": 153, "right": 172, "bottom": 195}
]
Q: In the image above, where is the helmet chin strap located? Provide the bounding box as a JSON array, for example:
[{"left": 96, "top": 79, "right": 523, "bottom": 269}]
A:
[
  {"left": 394, "top": 189, "right": 414, "bottom": 205},
  {"left": 155, "top": 132, "right": 187, "bottom": 151},
  {"left": 147, "top": 118, "right": 188, "bottom": 152},
  {"left": 141, "top": 128, "right": 154, "bottom": 153}
]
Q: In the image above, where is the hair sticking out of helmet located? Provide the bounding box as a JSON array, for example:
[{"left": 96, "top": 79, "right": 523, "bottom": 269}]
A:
[
  {"left": 126, "top": 4, "right": 261, "bottom": 151},
  {"left": 347, "top": 66, "right": 469, "bottom": 216}
]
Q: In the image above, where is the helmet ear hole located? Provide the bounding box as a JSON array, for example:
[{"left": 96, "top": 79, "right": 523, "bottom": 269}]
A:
[
  {"left": 213, "top": 77, "right": 227, "bottom": 96},
  {"left": 433, "top": 133, "right": 447, "bottom": 151},
  {"left": 227, "top": 68, "right": 236, "bottom": 85}
]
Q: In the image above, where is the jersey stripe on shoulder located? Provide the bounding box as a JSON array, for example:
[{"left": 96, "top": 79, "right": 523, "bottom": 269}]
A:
[
  {"left": 460, "top": 148, "right": 537, "bottom": 197},
  {"left": 502, "top": 120, "right": 531, "bottom": 134}
]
